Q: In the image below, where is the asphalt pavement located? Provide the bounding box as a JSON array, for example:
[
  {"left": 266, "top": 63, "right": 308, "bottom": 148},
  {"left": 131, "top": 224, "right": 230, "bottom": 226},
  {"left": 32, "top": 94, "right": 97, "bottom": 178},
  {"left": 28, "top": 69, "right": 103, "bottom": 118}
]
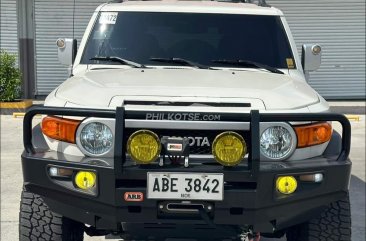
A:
[{"left": 0, "top": 112, "right": 365, "bottom": 241}]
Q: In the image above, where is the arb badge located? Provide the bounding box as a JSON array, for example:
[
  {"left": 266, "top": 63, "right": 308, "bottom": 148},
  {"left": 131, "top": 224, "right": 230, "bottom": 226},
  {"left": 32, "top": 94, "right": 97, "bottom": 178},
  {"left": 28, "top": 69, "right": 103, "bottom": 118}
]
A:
[{"left": 124, "top": 192, "right": 144, "bottom": 202}]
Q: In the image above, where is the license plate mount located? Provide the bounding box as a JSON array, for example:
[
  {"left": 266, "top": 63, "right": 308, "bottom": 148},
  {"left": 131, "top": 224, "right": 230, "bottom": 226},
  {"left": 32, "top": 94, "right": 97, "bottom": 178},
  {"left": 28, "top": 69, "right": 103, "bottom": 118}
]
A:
[{"left": 147, "top": 172, "right": 224, "bottom": 201}]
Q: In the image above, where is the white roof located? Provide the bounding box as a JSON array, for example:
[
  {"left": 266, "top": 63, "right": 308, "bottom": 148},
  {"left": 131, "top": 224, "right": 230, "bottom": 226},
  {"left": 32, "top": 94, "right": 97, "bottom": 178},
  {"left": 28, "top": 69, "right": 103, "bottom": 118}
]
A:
[{"left": 99, "top": 1, "right": 283, "bottom": 16}]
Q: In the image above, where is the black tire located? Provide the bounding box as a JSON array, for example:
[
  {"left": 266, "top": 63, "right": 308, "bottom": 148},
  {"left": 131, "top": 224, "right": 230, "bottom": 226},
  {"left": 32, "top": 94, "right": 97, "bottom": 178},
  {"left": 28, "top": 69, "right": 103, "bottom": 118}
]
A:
[
  {"left": 19, "top": 189, "right": 84, "bottom": 241},
  {"left": 286, "top": 193, "right": 351, "bottom": 241}
]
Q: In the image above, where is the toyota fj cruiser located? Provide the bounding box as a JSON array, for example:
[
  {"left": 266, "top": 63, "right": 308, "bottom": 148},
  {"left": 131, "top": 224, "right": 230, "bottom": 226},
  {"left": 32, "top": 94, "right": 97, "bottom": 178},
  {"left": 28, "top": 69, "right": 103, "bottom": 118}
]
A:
[{"left": 20, "top": 1, "right": 352, "bottom": 241}]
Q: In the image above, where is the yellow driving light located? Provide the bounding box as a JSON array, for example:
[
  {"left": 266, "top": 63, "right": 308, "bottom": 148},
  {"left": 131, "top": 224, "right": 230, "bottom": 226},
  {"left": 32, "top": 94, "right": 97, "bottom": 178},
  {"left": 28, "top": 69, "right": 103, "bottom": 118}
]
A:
[
  {"left": 212, "top": 131, "right": 247, "bottom": 166},
  {"left": 127, "top": 130, "right": 161, "bottom": 164},
  {"left": 276, "top": 176, "right": 298, "bottom": 195},
  {"left": 74, "top": 171, "right": 97, "bottom": 190}
]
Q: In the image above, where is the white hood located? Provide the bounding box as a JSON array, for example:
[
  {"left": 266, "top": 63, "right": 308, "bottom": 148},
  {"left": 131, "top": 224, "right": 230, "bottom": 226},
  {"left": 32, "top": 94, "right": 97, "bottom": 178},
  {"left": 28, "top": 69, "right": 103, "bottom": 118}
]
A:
[{"left": 55, "top": 68, "right": 319, "bottom": 110}]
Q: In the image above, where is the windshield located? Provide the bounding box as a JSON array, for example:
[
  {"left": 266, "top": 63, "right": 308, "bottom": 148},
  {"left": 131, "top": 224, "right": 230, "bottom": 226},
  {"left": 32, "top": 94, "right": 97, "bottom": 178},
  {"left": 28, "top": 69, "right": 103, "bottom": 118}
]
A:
[{"left": 81, "top": 12, "right": 295, "bottom": 69}]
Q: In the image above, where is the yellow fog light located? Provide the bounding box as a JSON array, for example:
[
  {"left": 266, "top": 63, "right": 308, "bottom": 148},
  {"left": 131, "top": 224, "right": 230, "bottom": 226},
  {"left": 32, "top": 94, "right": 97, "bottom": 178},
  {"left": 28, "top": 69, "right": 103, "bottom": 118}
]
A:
[
  {"left": 276, "top": 176, "right": 297, "bottom": 195},
  {"left": 127, "top": 130, "right": 161, "bottom": 164},
  {"left": 212, "top": 131, "right": 247, "bottom": 166},
  {"left": 74, "top": 171, "right": 97, "bottom": 190}
]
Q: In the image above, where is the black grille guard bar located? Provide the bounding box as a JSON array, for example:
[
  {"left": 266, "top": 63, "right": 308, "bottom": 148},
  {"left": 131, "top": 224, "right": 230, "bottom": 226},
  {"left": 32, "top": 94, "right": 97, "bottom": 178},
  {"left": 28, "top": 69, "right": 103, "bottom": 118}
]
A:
[{"left": 23, "top": 105, "right": 351, "bottom": 179}]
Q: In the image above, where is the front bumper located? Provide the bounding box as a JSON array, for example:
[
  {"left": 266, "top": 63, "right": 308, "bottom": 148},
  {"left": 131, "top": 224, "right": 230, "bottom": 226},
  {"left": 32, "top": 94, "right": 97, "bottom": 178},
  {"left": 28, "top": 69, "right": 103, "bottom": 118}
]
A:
[
  {"left": 21, "top": 106, "right": 352, "bottom": 234},
  {"left": 22, "top": 151, "right": 351, "bottom": 233}
]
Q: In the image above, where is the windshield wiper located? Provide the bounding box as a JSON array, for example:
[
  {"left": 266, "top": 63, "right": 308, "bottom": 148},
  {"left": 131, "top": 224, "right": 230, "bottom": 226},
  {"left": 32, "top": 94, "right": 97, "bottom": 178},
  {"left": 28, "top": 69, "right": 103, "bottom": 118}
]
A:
[
  {"left": 150, "top": 57, "right": 212, "bottom": 69},
  {"left": 211, "top": 59, "right": 284, "bottom": 74},
  {"left": 90, "top": 56, "right": 145, "bottom": 68}
]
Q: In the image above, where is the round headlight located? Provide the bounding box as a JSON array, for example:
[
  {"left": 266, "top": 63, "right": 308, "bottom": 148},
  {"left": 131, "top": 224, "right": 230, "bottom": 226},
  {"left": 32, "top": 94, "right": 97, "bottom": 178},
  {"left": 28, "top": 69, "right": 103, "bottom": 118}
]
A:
[
  {"left": 212, "top": 131, "right": 247, "bottom": 166},
  {"left": 260, "top": 125, "right": 295, "bottom": 160},
  {"left": 127, "top": 130, "right": 161, "bottom": 164},
  {"left": 79, "top": 122, "right": 113, "bottom": 155}
]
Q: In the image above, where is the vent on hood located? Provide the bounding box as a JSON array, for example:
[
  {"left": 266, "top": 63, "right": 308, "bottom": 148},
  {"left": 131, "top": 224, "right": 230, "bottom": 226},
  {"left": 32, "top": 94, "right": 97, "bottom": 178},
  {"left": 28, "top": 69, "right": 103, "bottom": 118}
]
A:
[{"left": 124, "top": 100, "right": 251, "bottom": 108}]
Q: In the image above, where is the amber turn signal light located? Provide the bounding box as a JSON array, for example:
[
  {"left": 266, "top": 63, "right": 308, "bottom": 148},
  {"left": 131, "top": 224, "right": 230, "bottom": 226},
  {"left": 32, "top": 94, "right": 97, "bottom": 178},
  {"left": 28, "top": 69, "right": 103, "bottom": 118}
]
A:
[
  {"left": 294, "top": 122, "right": 332, "bottom": 148},
  {"left": 41, "top": 116, "right": 81, "bottom": 143}
]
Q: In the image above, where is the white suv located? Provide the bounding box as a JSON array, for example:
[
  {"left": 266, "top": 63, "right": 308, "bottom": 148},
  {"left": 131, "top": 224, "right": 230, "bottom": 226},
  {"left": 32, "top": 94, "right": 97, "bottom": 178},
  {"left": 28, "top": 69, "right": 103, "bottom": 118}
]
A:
[{"left": 20, "top": 1, "right": 352, "bottom": 241}]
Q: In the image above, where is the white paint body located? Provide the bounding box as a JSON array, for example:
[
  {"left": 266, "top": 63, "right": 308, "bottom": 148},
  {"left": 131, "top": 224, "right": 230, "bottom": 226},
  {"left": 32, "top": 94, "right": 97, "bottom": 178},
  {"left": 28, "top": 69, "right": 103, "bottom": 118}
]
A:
[{"left": 44, "top": 1, "right": 330, "bottom": 158}]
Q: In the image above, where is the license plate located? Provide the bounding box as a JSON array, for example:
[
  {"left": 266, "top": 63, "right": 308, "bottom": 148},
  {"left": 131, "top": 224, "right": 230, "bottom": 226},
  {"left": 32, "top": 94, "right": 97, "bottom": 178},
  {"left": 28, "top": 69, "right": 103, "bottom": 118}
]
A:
[{"left": 147, "top": 172, "right": 224, "bottom": 201}]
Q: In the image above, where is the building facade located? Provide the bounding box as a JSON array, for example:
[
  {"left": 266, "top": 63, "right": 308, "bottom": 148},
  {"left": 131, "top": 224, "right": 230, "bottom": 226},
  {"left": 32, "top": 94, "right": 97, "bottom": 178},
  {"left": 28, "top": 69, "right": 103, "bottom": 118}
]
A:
[{"left": 1, "top": 0, "right": 365, "bottom": 99}]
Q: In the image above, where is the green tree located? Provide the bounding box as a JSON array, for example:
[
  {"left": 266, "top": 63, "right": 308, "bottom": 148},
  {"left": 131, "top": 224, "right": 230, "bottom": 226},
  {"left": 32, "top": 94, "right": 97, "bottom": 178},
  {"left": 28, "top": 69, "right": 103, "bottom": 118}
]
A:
[{"left": 0, "top": 50, "right": 22, "bottom": 101}]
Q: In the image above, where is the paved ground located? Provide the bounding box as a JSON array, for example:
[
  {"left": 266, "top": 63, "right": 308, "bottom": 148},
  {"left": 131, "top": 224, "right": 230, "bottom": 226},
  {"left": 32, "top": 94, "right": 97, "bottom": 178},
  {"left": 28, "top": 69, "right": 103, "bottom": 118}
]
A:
[{"left": 1, "top": 113, "right": 365, "bottom": 241}]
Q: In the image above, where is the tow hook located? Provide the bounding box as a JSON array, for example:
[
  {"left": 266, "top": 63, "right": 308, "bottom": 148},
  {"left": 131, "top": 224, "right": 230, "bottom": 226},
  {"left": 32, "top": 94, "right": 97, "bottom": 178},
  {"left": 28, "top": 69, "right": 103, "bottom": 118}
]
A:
[
  {"left": 240, "top": 230, "right": 261, "bottom": 241},
  {"left": 84, "top": 225, "right": 111, "bottom": 236}
]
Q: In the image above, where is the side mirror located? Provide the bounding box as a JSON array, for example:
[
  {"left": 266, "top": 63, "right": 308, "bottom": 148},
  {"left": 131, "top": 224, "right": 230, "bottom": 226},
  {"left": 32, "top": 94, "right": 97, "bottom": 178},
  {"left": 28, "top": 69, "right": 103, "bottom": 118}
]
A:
[
  {"left": 302, "top": 44, "right": 322, "bottom": 72},
  {"left": 56, "top": 38, "right": 77, "bottom": 66}
]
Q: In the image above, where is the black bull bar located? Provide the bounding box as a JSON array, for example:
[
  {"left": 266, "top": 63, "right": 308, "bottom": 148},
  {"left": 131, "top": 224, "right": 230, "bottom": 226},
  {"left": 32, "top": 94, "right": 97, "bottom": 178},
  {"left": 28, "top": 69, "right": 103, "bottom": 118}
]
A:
[{"left": 23, "top": 105, "right": 351, "bottom": 179}]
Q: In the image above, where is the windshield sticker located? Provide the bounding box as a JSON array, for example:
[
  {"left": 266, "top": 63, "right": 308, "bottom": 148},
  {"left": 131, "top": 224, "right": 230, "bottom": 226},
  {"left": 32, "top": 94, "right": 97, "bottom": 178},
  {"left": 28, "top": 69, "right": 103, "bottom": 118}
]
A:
[
  {"left": 286, "top": 58, "right": 295, "bottom": 69},
  {"left": 99, "top": 12, "right": 118, "bottom": 24}
]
